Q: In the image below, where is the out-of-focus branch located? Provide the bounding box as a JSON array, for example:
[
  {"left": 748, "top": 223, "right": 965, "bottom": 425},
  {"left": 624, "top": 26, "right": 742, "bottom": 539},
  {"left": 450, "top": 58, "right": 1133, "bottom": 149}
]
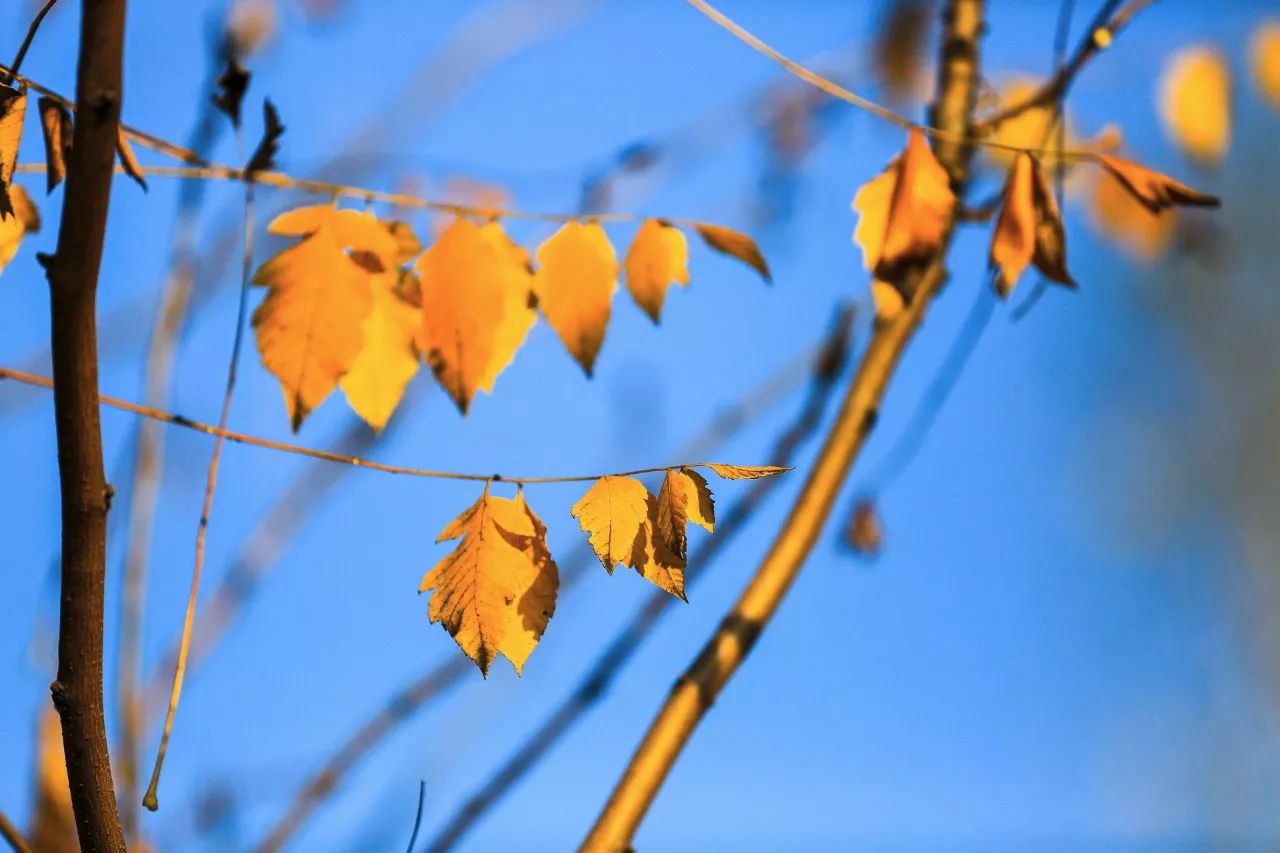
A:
[
  {"left": 424, "top": 306, "right": 854, "bottom": 853},
  {"left": 0, "top": 808, "right": 32, "bottom": 853},
  {"left": 251, "top": 335, "right": 830, "bottom": 853},
  {"left": 580, "top": 2, "right": 987, "bottom": 848}
]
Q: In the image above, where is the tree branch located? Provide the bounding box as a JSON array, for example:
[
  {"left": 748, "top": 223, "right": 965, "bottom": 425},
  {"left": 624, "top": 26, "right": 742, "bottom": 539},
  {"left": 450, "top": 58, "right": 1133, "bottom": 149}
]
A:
[
  {"left": 0, "top": 808, "right": 32, "bottom": 853},
  {"left": 45, "top": 0, "right": 128, "bottom": 850},
  {"left": 579, "top": 2, "right": 988, "bottom": 849}
]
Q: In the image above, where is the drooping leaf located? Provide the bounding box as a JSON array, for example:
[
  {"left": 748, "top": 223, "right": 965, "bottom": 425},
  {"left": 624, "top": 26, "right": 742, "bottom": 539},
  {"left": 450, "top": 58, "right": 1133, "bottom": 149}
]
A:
[
  {"left": 339, "top": 270, "right": 420, "bottom": 430},
  {"left": 1088, "top": 163, "right": 1177, "bottom": 262},
  {"left": 626, "top": 493, "right": 688, "bottom": 601},
  {"left": 654, "top": 467, "right": 715, "bottom": 562},
  {"left": 1254, "top": 21, "right": 1280, "bottom": 109},
  {"left": 1158, "top": 45, "right": 1231, "bottom": 166},
  {"left": 571, "top": 475, "right": 650, "bottom": 573},
  {"left": 212, "top": 56, "right": 251, "bottom": 128},
  {"left": 252, "top": 222, "right": 373, "bottom": 429},
  {"left": 420, "top": 491, "right": 557, "bottom": 676},
  {"left": 534, "top": 220, "right": 618, "bottom": 376},
  {"left": 1096, "top": 154, "right": 1221, "bottom": 214},
  {"left": 246, "top": 98, "right": 284, "bottom": 174},
  {"left": 989, "top": 153, "right": 1074, "bottom": 297},
  {"left": 0, "top": 185, "right": 40, "bottom": 278},
  {"left": 984, "top": 77, "right": 1075, "bottom": 169},
  {"left": 477, "top": 221, "right": 537, "bottom": 394},
  {"left": 116, "top": 128, "right": 148, "bottom": 191},
  {"left": 38, "top": 97, "right": 72, "bottom": 194},
  {"left": 624, "top": 218, "right": 689, "bottom": 323},
  {"left": 0, "top": 86, "right": 27, "bottom": 219},
  {"left": 415, "top": 218, "right": 515, "bottom": 412},
  {"left": 704, "top": 463, "right": 791, "bottom": 480},
  {"left": 693, "top": 223, "right": 771, "bottom": 283},
  {"left": 880, "top": 128, "right": 955, "bottom": 269}
]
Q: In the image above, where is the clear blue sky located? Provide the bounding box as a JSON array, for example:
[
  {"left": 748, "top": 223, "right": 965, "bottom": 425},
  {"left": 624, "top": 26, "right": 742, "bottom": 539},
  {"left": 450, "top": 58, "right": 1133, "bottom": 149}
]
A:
[{"left": 2, "top": 1, "right": 1279, "bottom": 850}]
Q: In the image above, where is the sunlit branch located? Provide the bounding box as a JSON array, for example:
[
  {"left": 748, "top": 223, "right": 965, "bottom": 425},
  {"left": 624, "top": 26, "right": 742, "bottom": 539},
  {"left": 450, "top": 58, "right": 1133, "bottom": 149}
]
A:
[{"left": 0, "top": 807, "right": 33, "bottom": 853}]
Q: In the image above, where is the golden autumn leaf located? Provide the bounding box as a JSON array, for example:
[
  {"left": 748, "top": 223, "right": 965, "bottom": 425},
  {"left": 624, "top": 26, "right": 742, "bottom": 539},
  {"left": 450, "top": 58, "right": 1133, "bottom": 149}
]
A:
[
  {"left": 1254, "top": 21, "right": 1280, "bottom": 108},
  {"left": 627, "top": 492, "right": 688, "bottom": 601},
  {"left": 693, "top": 223, "right": 771, "bottom": 283},
  {"left": 416, "top": 218, "right": 518, "bottom": 412},
  {"left": 116, "top": 128, "right": 148, "bottom": 191},
  {"left": 989, "top": 153, "right": 1074, "bottom": 297},
  {"left": 572, "top": 475, "right": 650, "bottom": 573},
  {"left": 655, "top": 467, "right": 715, "bottom": 562},
  {"left": 385, "top": 219, "right": 424, "bottom": 265},
  {"left": 534, "top": 220, "right": 618, "bottom": 376},
  {"left": 252, "top": 222, "right": 374, "bottom": 430},
  {"left": 477, "top": 220, "right": 537, "bottom": 394},
  {"left": 983, "top": 77, "right": 1075, "bottom": 169},
  {"left": 419, "top": 490, "right": 558, "bottom": 676},
  {"left": 852, "top": 166, "right": 896, "bottom": 271},
  {"left": 1088, "top": 163, "right": 1177, "bottom": 262},
  {"left": 1158, "top": 45, "right": 1232, "bottom": 166},
  {"left": 38, "top": 97, "right": 72, "bottom": 194},
  {"left": 624, "top": 218, "right": 689, "bottom": 323},
  {"left": 704, "top": 463, "right": 791, "bottom": 480},
  {"left": 1096, "top": 154, "right": 1221, "bottom": 214},
  {"left": 339, "top": 270, "right": 420, "bottom": 430},
  {"left": 0, "top": 185, "right": 40, "bottom": 278},
  {"left": 0, "top": 86, "right": 27, "bottom": 219},
  {"left": 269, "top": 204, "right": 399, "bottom": 265}
]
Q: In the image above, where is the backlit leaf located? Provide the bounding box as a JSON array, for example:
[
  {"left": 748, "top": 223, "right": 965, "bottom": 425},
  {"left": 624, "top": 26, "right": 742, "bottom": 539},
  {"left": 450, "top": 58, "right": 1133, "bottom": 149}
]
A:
[
  {"left": 624, "top": 218, "right": 689, "bottom": 323},
  {"left": 1089, "top": 163, "right": 1177, "bottom": 262},
  {"left": 571, "top": 475, "right": 649, "bottom": 573},
  {"left": 534, "top": 220, "right": 618, "bottom": 376},
  {"left": 268, "top": 204, "right": 399, "bottom": 264},
  {"left": 339, "top": 270, "right": 420, "bottom": 430},
  {"left": 0, "top": 86, "right": 27, "bottom": 219},
  {"left": 116, "top": 129, "right": 148, "bottom": 191},
  {"left": 0, "top": 185, "right": 40, "bottom": 278},
  {"left": 655, "top": 467, "right": 715, "bottom": 562},
  {"left": 477, "top": 221, "right": 536, "bottom": 394},
  {"left": 693, "top": 223, "right": 771, "bottom": 283},
  {"left": 1158, "top": 45, "right": 1232, "bottom": 166},
  {"left": 989, "top": 153, "right": 1074, "bottom": 297},
  {"left": 1254, "top": 21, "right": 1280, "bottom": 109},
  {"left": 1096, "top": 154, "right": 1221, "bottom": 214},
  {"left": 420, "top": 491, "right": 557, "bottom": 676},
  {"left": 880, "top": 128, "right": 955, "bottom": 269},
  {"left": 984, "top": 77, "right": 1075, "bottom": 169},
  {"left": 38, "top": 97, "right": 72, "bottom": 194},
  {"left": 626, "top": 493, "right": 688, "bottom": 601},
  {"left": 852, "top": 166, "right": 896, "bottom": 271},
  {"left": 704, "top": 463, "right": 791, "bottom": 480}
]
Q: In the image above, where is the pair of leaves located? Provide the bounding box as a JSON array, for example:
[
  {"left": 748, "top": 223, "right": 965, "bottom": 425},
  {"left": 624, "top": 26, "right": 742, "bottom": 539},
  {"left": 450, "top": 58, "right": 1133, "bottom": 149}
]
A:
[
  {"left": 989, "top": 153, "right": 1074, "bottom": 297},
  {"left": 423, "top": 463, "right": 786, "bottom": 673}
]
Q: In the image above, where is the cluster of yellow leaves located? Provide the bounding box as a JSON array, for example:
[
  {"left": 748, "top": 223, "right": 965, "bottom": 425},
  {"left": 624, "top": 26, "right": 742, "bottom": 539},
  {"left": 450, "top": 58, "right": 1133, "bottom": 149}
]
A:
[
  {"left": 422, "top": 463, "right": 786, "bottom": 674},
  {"left": 253, "top": 204, "right": 769, "bottom": 429}
]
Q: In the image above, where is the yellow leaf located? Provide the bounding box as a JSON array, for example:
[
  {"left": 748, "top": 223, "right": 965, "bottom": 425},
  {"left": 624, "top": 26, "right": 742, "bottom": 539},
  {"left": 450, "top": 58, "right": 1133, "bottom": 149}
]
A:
[
  {"left": 1253, "top": 21, "right": 1280, "bottom": 108},
  {"left": 252, "top": 223, "right": 373, "bottom": 430},
  {"left": 1158, "top": 45, "right": 1232, "bottom": 166},
  {"left": 624, "top": 218, "right": 689, "bottom": 323},
  {"left": 269, "top": 204, "right": 399, "bottom": 267},
  {"left": 0, "top": 185, "right": 40, "bottom": 278},
  {"left": 0, "top": 86, "right": 27, "bottom": 219},
  {"left": 984, "top": 77, "right": 1074, "bottom": 169},
  {"left": 1096, "top": 154, "right": 1221, "bottom": 214},
  {"left": 477, "top": 221, "right": 537, "bottom": 394},
  {"left": 704, "top": 463, "right": 790, "bottom": 480},
  {"left": 851, "top": 165, "right": 896, "bottom": 271},
  {"left": 989, "top": 153, "right": 1074, "bottom": 297},
  {"left": 385, "top": 219, "right": 424, "bottom": 265},
  {"left": 116, "top": 128, "right": 148, "bottom": 191},
  {"left": 415, "top": 218, "right": 515, "bottom": 412},
  {"left": 38, "top": 97, "right": 72, "bottom": 194},
  {"left": 339, "top": 271, "right": 420, "bottom": 430},
  {"left": 1088, "top": 164, "right": 1177, "bottom": 262},
  {"left": 655, "top": 467, "right": 715, "bottom": 562},
  {"left": 880, "top": 128, "right": 955, "bottom": 270},
  {"left": 693, "top": 223, "right": 771, "bottom": 283},
  {"left": 534, "top": 220, "right": 618, "bottom": 376},
  {"left": 571, "top": 475, "right": 650, "bottom": 573},
  {"left": 420, "top": 491, "right": 557, "bottom": 676},
  {"left": 626, "top": 493, "right": 688, "bottom": 601}
]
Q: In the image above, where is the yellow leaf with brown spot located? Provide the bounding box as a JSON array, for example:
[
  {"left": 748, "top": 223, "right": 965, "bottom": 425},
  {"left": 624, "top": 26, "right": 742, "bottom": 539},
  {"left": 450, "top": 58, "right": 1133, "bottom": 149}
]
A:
[
  {"left": 0, "top": 86, "right": 27, "bottom": 219},
  {"left": 1096, "top": 154, "right": 1220, "bottom": 214},
  {"left": 252, "top": 223, "right": 373, "bottom": 430},
  {"left": 1158, "top": 46, "right": 1232, "bottom": 166},
  {"left": 625, "top": 219, "right": 689, "bottom": 323},
  {"left": 693, "top": 223, "right": 771, "bottom": 283},
  {"left": 339, "top": 271, "right": 420, "bottom": 430},
  {"left": 415, "top": 218, "right": 514, "bottom": 412},
  {"left": 534, "top": 221, "right": 617, "bottom": 376},
  {"left": 571, "top": 475, "right": 650, "bottom": 573},
  {"left": 477, "top": 221, "right": 536, "bottom": 394},
  {"left": 0, "top": 185, "right": 39, "bottom": 278},
  {"left": 420, "top": 491, "right": 557, "bottom": 676}
]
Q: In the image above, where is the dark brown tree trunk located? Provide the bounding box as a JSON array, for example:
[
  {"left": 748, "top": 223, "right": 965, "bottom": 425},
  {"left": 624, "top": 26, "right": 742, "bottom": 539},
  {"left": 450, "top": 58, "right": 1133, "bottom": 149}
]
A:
[{"left": 46, "top": 1, "right": 129, "bottom": 850}]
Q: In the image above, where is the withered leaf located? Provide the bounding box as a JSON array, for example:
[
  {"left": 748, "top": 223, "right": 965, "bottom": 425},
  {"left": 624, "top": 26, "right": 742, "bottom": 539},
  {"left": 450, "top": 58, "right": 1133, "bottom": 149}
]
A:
[
  {"left": 116, "top": 129, "right": 148, "bottom": 191},
  {"left": 989, "top": 153, "right": 1074, "bottom": 297},
  {"left": 704, "top": 463, "right": 790, "bottom": 480},
  {"left": 1254, "top": 21, "right": 1280, "bottom": 109},
  {"left": 0, "top": 86, "right": 27, "bottom": 218},
  {"left": 879, "top": 128, "right": 955, "bottom": 271},
  {"left": 38, "top": 97, "right": 72, "bottom": 194},
  {"left": 1096, "top": 154, "right": 1220, "bottom": 214},
  {"left": 212, "top": 56, "right": 251, "bottom": 128},
  {"left": 246, "top": 98, "right": 284, "bottom": 174},
  {"left": 693, "top": 223, "right": 771, "bottom": 283},
  {"left": 845, "top": 498, "right": 884, "bottom": 557}
]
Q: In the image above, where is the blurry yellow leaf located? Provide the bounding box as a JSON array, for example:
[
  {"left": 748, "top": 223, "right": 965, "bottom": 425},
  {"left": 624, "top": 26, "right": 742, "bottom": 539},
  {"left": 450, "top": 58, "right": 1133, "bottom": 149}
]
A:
[
  {"left": 852, "top": 166, "right": 896, "bottom": 271},
  {"left": 116, "top": 128, "right": 148, "bottom": 191},
  {"left": 534, "top": 220, "right": 618, "bottom": 376},
  {"left": 873, "top": 0, "right": 933, "bottom": 104},
  {"left": 1088, "top": 164, "right": 1177, "bottom": 262},
  {"left": 420, "top": 491, "right": 558, "bottom": 676},
  {"left": 38, "top": 97, "right": 72, "bottom": 194},
  {"left": 339, "top": 271, "right": 420, "bottom": 430},
  {"left": 1251, "top": 20, "right": 1280, "bottom": 108},
  {"left": 693, "top": 223, "right": 771, "bottom": 283},
  {"left": 0, "top": 86, "right": 26, "bottom": 219},
  {"left": 571, "top": 475, "right": 650, "bottom": 573},
  {"left": 1158, "top": 45, "right": 1232, "bottom": 166},
  {"left": 477, "top": 221, "right": 536, "bottom": 394},
  {"left": 415, "top": 218, "right": 515, "bottom": 412},
  {"left": 989, "top": 153, "right": 1074, "bottom": 297},
  {"left": 871, "top": 279, "right": 905, "bottom": 322},
  {"left": 385, "top": 219, "right": 424, "bottom": 265},
  {"left": 252, "top": 223, "right": 373, "bottom": 430},
  {"left": 1096, "top": 154, "right": 1221, "bottom": 214},
  {"left": 0, "top": 185, "right": 39, "bottom": 278},
  {"left": 704, "top": 463, "right": 790, "bottom": 480},
  {"left": 624, "top": 219, "right": 689, "bottom": 323},
  {"left": 881, "top": 129, "right": 955, "bottom": 269},
  {"left": 985, "top": 77, "right": 1074, "bottom": 169},
  {"left": 269, "top": 204, "right": 399, "bottom": 266}
]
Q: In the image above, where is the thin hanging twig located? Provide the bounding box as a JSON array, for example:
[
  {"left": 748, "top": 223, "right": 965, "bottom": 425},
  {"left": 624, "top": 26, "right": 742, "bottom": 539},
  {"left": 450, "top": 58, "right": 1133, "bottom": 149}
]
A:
[
  {"left": 405, "top": 781, "right": 427, "bottom": 853},
  {"left": 0, "top": 807, "right": 33, "bottom": 853},
  {"left": 3, "top": 0, "right": 60, "bottom": 85}
]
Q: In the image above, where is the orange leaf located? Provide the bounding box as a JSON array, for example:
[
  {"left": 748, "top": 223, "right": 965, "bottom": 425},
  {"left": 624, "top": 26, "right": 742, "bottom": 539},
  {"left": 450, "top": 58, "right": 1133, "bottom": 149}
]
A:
[
  {"left": 880, "top": 128, "right": 955, "bottom": 269},
  {"left": 339, "top": 270, "right": 420, "bottom": 430},
  {"left": 693, "top": 223, "right": 771, "bottom": 283},
  {"left": 1096, "top": 154, "right": 1220, "bottom": 214},
  {"left": 534, "top": 221, "right": 618, "bottom": 376},
  {"left": 624, "top": 219, "right": 689, "bottom": 322},
  {"left": 1158, "top": 46, "right": 1232, "bottom": 166},
  {"left": 989, "top": 153, "right": 1074, "bottom": 297}
]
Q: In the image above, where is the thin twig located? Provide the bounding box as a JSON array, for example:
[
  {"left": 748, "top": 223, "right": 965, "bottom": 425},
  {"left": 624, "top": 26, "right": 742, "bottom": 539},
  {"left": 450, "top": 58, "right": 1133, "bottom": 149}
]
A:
[
  {"left": 0, "top": 365, "right": 786, "bottom": 487},
  {"left": 424, "top": 306, "right": 854, "bottom": 852},
  {"left": 0, "top": 808, "right": 32, "bottom": 853},
  {"left": 406, "top": 781, "right": 427, "bottom": 853},
  {"left": 4, "top": 0, "right": 60, "bottom": 84},
  {"left": 143, "top": 173, "right": 258, "bottom": 812}
]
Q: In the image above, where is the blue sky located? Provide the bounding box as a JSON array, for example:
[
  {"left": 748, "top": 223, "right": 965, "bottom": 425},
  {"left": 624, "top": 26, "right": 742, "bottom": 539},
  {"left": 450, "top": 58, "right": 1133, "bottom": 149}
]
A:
[{"left": 2, "top": 1, "right": 1280, "bottom": 850}]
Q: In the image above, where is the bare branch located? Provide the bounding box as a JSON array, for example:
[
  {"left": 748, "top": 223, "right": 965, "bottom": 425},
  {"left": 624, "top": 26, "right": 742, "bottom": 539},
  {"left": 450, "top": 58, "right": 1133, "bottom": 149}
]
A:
[{"left": 0, "top": 808, "right": 33, "bottom": 853}]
